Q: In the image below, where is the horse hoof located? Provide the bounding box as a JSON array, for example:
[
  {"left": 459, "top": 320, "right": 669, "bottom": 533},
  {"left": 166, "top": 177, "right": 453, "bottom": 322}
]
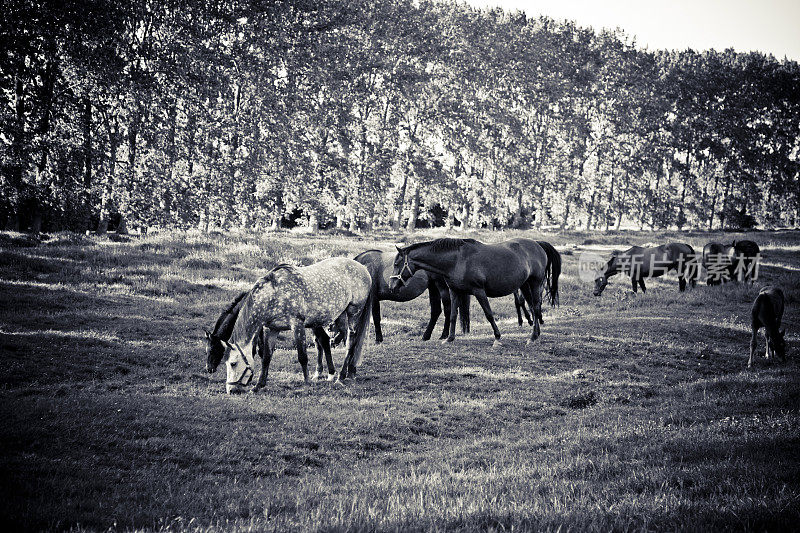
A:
[
  {"left": 492, "top": 340, "right": 503, "bottom": 349},
  {"left": 327, "top": 373, "right": 336, "bottom": 382},
  {"left": 311, "top": 371, "right": 321, "bottom": 380}
]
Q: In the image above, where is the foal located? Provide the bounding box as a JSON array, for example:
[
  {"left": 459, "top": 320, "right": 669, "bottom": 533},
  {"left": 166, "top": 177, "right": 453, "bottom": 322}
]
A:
[{"left": 748, "top": 286, "right": 787, "bottom": 368}]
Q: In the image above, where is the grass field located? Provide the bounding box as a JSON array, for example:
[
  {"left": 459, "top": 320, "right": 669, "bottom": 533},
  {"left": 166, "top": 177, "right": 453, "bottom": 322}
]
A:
[{"left": 0, "top": 228, "right": 798, "bottom": 532}]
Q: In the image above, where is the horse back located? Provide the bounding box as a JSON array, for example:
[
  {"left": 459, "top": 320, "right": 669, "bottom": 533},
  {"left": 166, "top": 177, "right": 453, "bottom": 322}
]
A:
[
  {"left": 732, "top": 240, "right": 760, "bottom": 258},
  {"left": 753, "top": 287, "right": 784, "bottom": 328},
  {"left": 355, "top": 249, "right": 428, "bottom": 301}
]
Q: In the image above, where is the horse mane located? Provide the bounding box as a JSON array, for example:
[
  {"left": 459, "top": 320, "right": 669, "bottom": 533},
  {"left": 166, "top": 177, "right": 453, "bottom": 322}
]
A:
[
  {"left": 354, "top": 249, "right": 383, "bottom": 260},
  {"left": 212, "top": 291, "right": 249, "bottom": 336},
  {"left": 405, "top": 238, "right": 478, "bottom": 253},
  {"left": 265, "top": 263, "right": 300, "bottom": 280},
  {"left": 229, "top": 291, "right": 255, "bottom": 346}
]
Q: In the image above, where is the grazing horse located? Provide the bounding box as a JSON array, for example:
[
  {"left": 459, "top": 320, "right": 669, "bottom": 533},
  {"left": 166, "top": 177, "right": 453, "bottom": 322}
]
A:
[
  {"left": 390, "top": 238, "right": 560, "bottom": 346},
  {"left": 343, "top": 250, "right": 463, "bottom": 343},
  {"left": 204, "top": 291, "right": 264, "bottom": 374},
  {"left": 593, "top": 243, "right": 697, "bottom": 296},
  {"left": 731, "top": 239, "right": 760, "bottom": 282},
  {"left": 702, "top": 240, "right": 760, "bottom": 285},
  {"left": 748, "top": 286, "right": 786, "bottom": 368},
  {"left": 333, "top": 250, "right": 533, "bottom": 344},
  {"left": 209, "top": 257, "right": 374, "bottom": 393},
  {"left": 702, "top": 242, "right": 733, "bottom": 285}
]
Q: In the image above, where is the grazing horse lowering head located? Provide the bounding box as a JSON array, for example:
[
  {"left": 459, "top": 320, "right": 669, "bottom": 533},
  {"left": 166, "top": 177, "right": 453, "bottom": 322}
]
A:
[
  {"left": 205, "top": 291, "right": 249, "bottom": 374},
  {"left": 389, "top": 246, "right": 416, "bottom": 290},
  {"left": 593, "top": 254, "right": 617, "bottom": 296},
  {"left": 769, "top": 328, "right": 787, "bottom": 361},
  {"left": 224, "top": 339, "right": 253, "bottom": 394},
  {"left": 204, "top": 328, "right": 227, "bottom": 373}
]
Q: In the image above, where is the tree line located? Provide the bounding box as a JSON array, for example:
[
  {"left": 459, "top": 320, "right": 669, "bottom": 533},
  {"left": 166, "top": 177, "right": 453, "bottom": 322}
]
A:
[{"left": 2, "top": 0, "right": 799, "bottom": 234}]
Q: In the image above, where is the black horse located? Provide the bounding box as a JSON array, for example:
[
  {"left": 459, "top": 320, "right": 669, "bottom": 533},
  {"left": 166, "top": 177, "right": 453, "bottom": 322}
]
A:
[
  {"left": 731, "top": 239, "right": 760, "bottom": 282},
  {"left": 390, "top": 238, "right": 560, "bottom": 346},
  {"left": 332, "top": 249, "right": 533, "bottom": 345},
  {"left": 702, "top": 240, "right": 760, "bottom": 285},
  {"left": 346, "top": 250, "right": 464, "bottom": 343},
  {"left": 748, "top": 286, "right": 786, "bottom": 368},
  {"left": 594, "top": 243, "right": 697, "bottom": 295}
]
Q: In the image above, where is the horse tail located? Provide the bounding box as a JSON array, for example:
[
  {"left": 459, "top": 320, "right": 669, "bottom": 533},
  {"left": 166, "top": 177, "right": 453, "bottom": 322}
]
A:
[
  {"left": 351, "top": 288, "right": 374, "bottom": 367},
  {"left": 352, "top": 262, "right": 380, "bottom": 367},
  {"left": 537, "top": 241, "right": 561, "bottom": 307},
  {"left": 459, "top": 292, "right": 470, "bottom": 334}
]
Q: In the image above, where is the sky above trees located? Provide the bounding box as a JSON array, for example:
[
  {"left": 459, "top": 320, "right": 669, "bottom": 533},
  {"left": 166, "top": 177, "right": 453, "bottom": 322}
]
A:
[{"left": 463, "top": 0, "right": 800, "bottom": 61}]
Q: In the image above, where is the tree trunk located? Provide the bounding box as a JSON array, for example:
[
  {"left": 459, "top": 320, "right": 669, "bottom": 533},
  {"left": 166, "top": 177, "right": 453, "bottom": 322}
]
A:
[
  {"left": 461, "top": 201, "right": 470, "bottom": 231},
  {"left": 5, "top": 71, "right": 25, "bottom": 231},
  {"left": 117, "top": 109, "right": 141, "bottom": 235},
  {"left": 82, "top": 96, "right": 92, "bottom": 231},
  {"left": 393, "top": 174, "right": 407, "bottom": 231},
  {"left": 98, "top": 124, "right": 120, "bottom": 234},
  {"left": 445, "top": 209, "right": 455, "bottom": 230},
  {"left": 586, "top": 190, "right": 597, "bottom": 230},
  {"left": 677, "top": 144, "right": 692, "bottom": 230},
  {"left": 162, "top": 100, "right": 178, "bottom": 227},
  {"left": 406, "top": 183, "right": 420, "bottom": 231}
]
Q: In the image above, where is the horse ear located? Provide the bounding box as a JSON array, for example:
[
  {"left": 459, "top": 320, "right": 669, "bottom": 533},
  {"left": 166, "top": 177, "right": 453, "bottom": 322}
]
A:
[
  {"left": 220, "top": 339, "right": 233, "bottom": 350},
  {"left": 395, "top": 244, "right": 402, "bottom": 252},
  {"left": 203, "top": 327, "right": 212, "bottom": 338}
]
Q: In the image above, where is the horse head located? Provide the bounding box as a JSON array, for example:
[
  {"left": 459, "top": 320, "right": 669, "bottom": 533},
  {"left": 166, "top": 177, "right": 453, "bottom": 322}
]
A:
[
  {"left": 389, "top": 246, "right": 415, "bottom": 290},
  {"left": 770, "top": 328, "right": 787, "bottom": 362},
  {"left": 204, "top": 328, "right": 227, "bottom": 373},
  {"left": 224, "top": 340, "right": 253, "bottom": 394},
  {"left": 593, "top": 254, "right": 616, "bottom": 296}
]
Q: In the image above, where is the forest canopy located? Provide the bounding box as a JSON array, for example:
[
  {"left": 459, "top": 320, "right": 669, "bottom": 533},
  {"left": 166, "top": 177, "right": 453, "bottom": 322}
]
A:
[{"left": 1, "top": 0, "right": 799, "bottom": 233}]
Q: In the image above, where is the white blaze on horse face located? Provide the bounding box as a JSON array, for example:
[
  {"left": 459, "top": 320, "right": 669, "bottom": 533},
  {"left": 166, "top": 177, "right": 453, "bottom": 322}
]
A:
[{"left": 225, "top": 342, "right": 252, "bottom": 394}]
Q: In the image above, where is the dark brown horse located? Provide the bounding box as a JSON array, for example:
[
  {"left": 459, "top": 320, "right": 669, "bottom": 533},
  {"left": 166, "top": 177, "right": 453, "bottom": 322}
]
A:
[
  {"left": 593, "top": 243, "right": 697, "bottom": 296},
  {"left": 390, "top": 238, "right": 560, "bottom": 346},
  {"left": 344, "top": 250, "right": 465, "bottom": 343},
  {"left": 748, "top": 286, "right": 786, "bottom": 368},
  {"left": 702, "top": 242, "right": 733, "bottom": 285},
  {"left": 702, "top": 240, "right": 760, "bottom": 285},
  {"left": 731, "top": 239, "right": 760, "bottom": 282},
  {"left": 335, "top": 250, "right": 532, "bottom": 344}
]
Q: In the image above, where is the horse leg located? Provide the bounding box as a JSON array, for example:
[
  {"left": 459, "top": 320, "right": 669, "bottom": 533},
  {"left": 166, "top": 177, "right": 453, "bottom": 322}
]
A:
[
  {"left": 748, "top": 328, "right": 758, "bottom": 368},
  {"left": 638, "top": 278, "right": 647, "bottom": 293},
  {"left": 339, "top": 305, "right": 359, "bottom": 380},
  {"left": 291, "top": 318, "right": 310, "bottom": 384},
  {"left": 446, "top": 288, "right": 461, "bottom": 342},
  {"left": 311, "top": 327, "right": 324, "bottom": 380},
  {"left": 422, "top": 281, "right": 442, "bottom": 341},
  {"left": 372, "top": 298, "right": 383, "bottom": 344},
  {"left": 679, "top": 273, "right": 687, "bottom": 291},
  {"left": 472, "top": 288, "right": 502, "bottom": 347},
  {"left": 312, "top": 327, "right": 335, "bottom": 380},
  {"left": 254, "top": 330, "right": 276, "bottom": 391},
  {"left": 518, "top": 290, "right": 534, "bottom": 326},
  {"left": 523, "top": 281, "right": 543, "bottom": 343},
  {"left": 441, "top": 283, "right": 453, "bottom": 338},
  {"left": 631, "top": 277, "right": 638, "bottom": 293}
]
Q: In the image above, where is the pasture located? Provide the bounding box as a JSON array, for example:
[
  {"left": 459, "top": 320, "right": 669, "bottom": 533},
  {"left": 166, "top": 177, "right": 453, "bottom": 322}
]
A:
[{"left": 0, "top": 228, "right": 798, "bottom": 531}]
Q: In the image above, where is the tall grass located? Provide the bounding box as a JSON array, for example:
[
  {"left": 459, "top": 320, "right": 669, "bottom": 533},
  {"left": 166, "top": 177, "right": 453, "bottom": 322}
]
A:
[{"left": 0, "top": 229, "right": 798, "bottom": 531}]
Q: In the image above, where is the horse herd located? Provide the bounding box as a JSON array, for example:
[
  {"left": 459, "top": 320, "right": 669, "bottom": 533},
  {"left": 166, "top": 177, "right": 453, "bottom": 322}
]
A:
[{"left": 204, "top": 236, "right": 787, "bottom": 393}]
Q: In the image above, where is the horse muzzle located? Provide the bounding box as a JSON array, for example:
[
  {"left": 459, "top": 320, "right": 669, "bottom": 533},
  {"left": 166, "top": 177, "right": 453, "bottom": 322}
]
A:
[{"left": 226, "top": 367, "right": 253, "bottom": 394}]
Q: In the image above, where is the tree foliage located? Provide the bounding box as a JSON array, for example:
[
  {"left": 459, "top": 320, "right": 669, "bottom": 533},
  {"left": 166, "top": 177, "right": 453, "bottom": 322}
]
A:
[{"left": 2, "top": 0, "right": 799, "bottom": 232}]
